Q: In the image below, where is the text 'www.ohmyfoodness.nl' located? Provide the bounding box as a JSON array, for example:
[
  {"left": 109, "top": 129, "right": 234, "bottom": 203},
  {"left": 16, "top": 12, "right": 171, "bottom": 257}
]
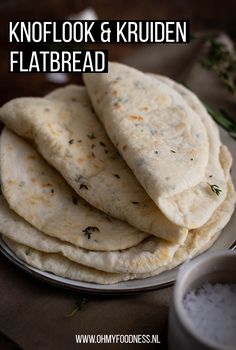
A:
[{"left": 74, "top": 334, "right": 161, "bottom": 344}]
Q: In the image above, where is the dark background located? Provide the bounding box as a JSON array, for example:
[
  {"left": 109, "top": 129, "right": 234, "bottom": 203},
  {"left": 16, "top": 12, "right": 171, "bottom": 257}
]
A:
[{"left": 0, "top": 0, "right": 236, "bottom": 105}]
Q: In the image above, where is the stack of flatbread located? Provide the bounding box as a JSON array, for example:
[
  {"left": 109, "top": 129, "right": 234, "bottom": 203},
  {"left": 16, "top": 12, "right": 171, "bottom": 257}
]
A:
[{"left": 0, "top": 62, "right": 235, "bottom": 284}]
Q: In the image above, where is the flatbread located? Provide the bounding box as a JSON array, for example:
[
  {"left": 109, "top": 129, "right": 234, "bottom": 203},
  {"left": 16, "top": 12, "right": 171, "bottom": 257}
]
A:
[
  {"left": 0, "top": 128, "right": 148, "bottom": 251},
  {"left": 3, "top": 238, "right": 131, "bottom": 285},
  {"left": 83, "top": 62, "right": 209, "bottom": 202},
  {"left": 219, "top": 145, "right": 233, "bottom": 181},
  {"left": 148, "top": 75, "right": 229, "bottom": 228},
  {"left": 2, "top": 143, "right": 234, "bottom": 283},
  {"left": 0, "top": 148, "right": 234, "bottom": 275},
  {"left": 0, "top": 87, "right": 187, "bottom": 243},
  {"left": 3, "top": 179, "right": 235, "bottom": 284},
  {"left": 0, "top": 195, "right": 179, "bottom": 274},
  {"left": 173, "top": 180, "right": 235, "bottom": 263}
]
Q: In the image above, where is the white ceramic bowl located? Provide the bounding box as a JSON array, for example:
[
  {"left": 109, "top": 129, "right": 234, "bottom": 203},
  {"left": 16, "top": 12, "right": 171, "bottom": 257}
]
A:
[{"left": 168, "top": 250, "right": 236, "bottom": 350}]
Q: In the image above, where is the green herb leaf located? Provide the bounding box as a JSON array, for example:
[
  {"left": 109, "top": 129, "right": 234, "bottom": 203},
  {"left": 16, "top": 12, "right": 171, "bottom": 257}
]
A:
[
  {"left": 204, "top": 104, "right": 236, "bottom": 140},
  {"left": 82, "top": 226, "right": 100, "bottom": 239},
  {"left": 66, "top": 298, "right": 89, "bottom": 318},
  {"left": 208, "top": 183, "right": 222, "bottom": 196},
  {"left": 200, "top": 38, "right": 236, "bottom": 95}
]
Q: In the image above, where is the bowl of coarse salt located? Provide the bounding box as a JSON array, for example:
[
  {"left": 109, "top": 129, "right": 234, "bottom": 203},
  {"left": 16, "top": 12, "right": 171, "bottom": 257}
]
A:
[{"left": 168, "top": 250, "right": 236, "bottom": 350}]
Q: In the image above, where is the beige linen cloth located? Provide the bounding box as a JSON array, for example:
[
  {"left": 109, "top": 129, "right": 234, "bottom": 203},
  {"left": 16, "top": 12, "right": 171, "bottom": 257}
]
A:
[{"left": 0, "top": 33, "right": 235, "bottom": 350}]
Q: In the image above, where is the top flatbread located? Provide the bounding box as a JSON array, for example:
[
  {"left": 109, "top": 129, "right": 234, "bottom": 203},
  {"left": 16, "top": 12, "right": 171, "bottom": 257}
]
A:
[
  {"left": 83, "top": 62, "right": 209, "bottom": 203},
  {"left": 0, "top": 86, "right": 187, "bottom": 243},
  {"left": 148, "top": 75, "right": 229, "bottom": 228},
  {"left": 0, "top": 128, "right": 148, "bottom": 251}
]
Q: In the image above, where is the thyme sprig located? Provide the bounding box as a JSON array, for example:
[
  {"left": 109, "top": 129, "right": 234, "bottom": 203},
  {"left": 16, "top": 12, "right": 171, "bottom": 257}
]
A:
[
  {"left": 200, "top": 38, "right": 236, "bottom": 95},
  {"left": 204, "top": 104, "right": 236, "bottom": 140},
  {"left": 66, "top": 298, "right": 89, "bottom": 318},
  {"left": 182, "top": 62, "right": 236, "bottom": 140},
  {"left": 82, "top": 226, "right": 100, "bottom": 239},
  {"left": 208, "top": 183, "right": 222, "bottom": 196}
]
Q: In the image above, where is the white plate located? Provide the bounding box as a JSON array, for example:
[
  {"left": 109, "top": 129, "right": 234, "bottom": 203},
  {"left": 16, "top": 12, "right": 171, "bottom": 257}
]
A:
[{"left": 0, "top": 128, "right": 235, "bottom": 294}]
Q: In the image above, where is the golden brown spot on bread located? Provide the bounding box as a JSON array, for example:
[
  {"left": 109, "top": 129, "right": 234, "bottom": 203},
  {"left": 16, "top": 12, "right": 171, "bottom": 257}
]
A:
[
  {"left": 47, "top": 123, "right": 59, "bottom": 135},
  {"left": 42, "top": 183, "right": 52, "bottom": 188},
  {"left": 160, "top": 249, "right": 168, "bottom": 259},
  {"left": 123, "top": 144, "right": 128, "bottom": 151},
  {"left": 155, "top": 94, "right": 170, "bottom": 106},
  {"left": 31, "top": 178, "right": 37, "bottom": 183},
  {"left": 142, "top": 107, "right": 149, "bottom": 111},
  {"left": 7, "top": 180, "right": 16, "bottom": 185},
  {"left": 30, "top": 196, "right": 52, "bottom": 208},
  {"left": 128, "top": 115, "right": 144, "bottom": 121}
]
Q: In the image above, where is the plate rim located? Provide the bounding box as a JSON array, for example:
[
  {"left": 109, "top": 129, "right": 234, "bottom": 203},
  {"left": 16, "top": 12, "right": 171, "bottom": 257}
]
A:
[
  {"left": 0, "top": 236, "right": 235, "bottom": 295},
  {"left": 0, "top": 237, "right": 174, "bottom": 295}
]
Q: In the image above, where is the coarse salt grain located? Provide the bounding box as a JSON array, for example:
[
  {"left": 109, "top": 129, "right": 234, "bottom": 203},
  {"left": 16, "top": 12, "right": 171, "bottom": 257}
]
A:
[{"left": 183, "top": 283, "right": 236, "bottom": 348}]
